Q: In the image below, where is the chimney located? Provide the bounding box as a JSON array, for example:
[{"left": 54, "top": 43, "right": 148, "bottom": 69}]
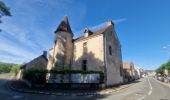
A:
[
  {"left": 107, "top": 20, "right": 114, "bottom": 26},
  {"left": 84, "top": 27, "right": 93, "bottom": 37},
  {"left": 43, "top": 51, "right": 47, "bottom": 58}
]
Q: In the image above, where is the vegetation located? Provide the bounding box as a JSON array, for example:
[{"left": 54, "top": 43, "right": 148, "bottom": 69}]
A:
[
  {"left": 0, "top": 0, "right": 11, "bottom": 31},
  {"left": 0, "top": 62, "right": 20, "bottom": 75},
  {"left": 22, "top": 68, "right": 104, "bottom": 84},
  {"left": 22, "top": 68, "right": 48, "bottom": 84},
  {"left": 155, "top": 59, "right": 170, "bottom": 74}
]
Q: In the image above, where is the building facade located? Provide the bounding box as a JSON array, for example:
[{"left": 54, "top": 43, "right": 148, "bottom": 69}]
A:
[
  {"left": 47, "top": 16, "right": 123, "bottom": 86},
  {"left": 123, "top": 62, "right": 135, "bottom": 82},
  {"left": 17, "top": 51, "right": 48, "bottom": 79}
]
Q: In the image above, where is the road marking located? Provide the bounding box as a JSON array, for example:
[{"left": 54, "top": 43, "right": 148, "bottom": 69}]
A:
[
  {"left": 147, "top": 78, "right": 152, "bottom": 95},
  {"left": 137, "top": 96, "right": 145, "bottom": 100},
  {"left": 137, "top": 78, "right": 153, "bottom": 100}
]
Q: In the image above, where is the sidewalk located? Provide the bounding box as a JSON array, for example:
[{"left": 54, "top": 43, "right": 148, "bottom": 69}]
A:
[
  {"left": 8, "top": 79, "right": 137, "bottom": 96},
  {"left": 153, "top": 78, "right": 170, "bottom": 88}
]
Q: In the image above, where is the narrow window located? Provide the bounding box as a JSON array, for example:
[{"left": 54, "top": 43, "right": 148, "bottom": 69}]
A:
[
  {"left": 83, "top": 42, "right": 87, "bottom": 55},
  {"left": 110, "top": 31, "right": 113, "bottom": 36},
  {"left": 120, "top": 66, "right": 123, "bottom": 76},
  {"left": 109, "top": 46, "right": 112, "bottom": 55},
  {"left": 82, "top": 60, "right": 87, "bottom": 71}
]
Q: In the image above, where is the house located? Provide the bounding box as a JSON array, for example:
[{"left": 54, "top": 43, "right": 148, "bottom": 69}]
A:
[
  {"left": 23, "top": 51, "right": 48, "bottom": 70},
  {"left": 123, "top": 62, "right": 135, "bottom": 82},
  {"left": 16, "top": 51, "right": 48, "bottom": 79},
  {"left": 47, "top": 16, "right": 124, "bottom": 87},
  {"left": 164, "top": 69, "right": 169, "bottom": 76},
  {"left": 134, "top": 65, "right": 144, "bottom": 79}
]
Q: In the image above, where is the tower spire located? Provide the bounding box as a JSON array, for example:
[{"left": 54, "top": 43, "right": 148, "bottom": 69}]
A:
[{"left": 54, "top": 16, "right": 73, "bottom": 36}]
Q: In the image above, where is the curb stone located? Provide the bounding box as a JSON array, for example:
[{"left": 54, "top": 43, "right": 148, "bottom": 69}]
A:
[
  {"left": 8, "top": 81, "right": 98, "bottom": 96},
  {"left": 7, "top": 80, "right": 132, "bottom": 96}
]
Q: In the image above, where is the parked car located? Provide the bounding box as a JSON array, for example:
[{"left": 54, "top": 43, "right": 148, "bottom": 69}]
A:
[{"left": 163, "top": 77, "right": 169, "bottom": 83}]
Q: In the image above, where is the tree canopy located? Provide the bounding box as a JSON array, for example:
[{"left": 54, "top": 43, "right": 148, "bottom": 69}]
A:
[
  {"left": 155, "top": 59, "right": 170, "bottom": 74},
  {"left": 0, "top": 0, "right": 11, "bottom": 31},
  {"left": 0, "top": 1, "right": 11, "bottom": 17}
]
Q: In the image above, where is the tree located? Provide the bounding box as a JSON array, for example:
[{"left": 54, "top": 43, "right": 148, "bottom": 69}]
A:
[
  {"left": 0, "top": 0, "right": 11, "bottom": 32},
  {"left": 155, "top": 59, "right": 170, "bottom": 74},
  {"left": 10, "top": 64, "right": 20, "bottom": 76}
]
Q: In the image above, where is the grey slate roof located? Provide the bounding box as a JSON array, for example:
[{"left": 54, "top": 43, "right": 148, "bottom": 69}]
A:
[{"left": 54, "top": 16, "right": 73, "bottom": 36}]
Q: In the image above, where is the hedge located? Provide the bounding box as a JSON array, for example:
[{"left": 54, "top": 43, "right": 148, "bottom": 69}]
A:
[{"left": 22, "top": 68, "right": 104, "bottom": 84}]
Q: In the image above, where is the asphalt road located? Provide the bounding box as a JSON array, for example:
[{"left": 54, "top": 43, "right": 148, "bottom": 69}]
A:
[{"left": 0, "top": 77, "right": 170, "bottom": 100}]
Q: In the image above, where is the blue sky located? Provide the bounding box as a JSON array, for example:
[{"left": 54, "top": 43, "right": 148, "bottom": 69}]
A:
[{"left": 1, "top": 0, "right": 170, "bottom": 70}]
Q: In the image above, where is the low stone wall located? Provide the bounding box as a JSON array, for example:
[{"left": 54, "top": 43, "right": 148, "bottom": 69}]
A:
[{"left": 47, "top": 73, "right": 100, "bottom": 84}]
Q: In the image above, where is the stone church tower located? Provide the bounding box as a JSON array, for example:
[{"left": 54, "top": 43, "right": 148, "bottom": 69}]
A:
[{"left": 47, "top": 16, "right": 73, "bottom": 70}]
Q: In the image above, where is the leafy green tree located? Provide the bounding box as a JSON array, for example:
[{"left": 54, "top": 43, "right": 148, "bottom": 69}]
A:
[
  {"left": 155, "top": 59, "right": 170, "bottom": 74},
  {"left": 0, "top": 0, "right": 11, "bottom": 31},
  {"left": 0, "top": 63, "right": 11, "bottom": 73},
  {"left": 10, "top": 64, "right": 20, "bottom": 75}
]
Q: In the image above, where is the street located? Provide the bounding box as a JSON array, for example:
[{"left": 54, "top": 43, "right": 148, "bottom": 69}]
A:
[{"left": 0, "top": 77, "right": 170, "bottom": 100}]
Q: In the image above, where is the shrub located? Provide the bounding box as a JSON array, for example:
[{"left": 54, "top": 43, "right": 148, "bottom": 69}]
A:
[
  {"left": 22, "top": 68, "right": 48, "bottom": 84},
  {"left": 23, "top": 68, "right": 104, "bottom": 84},
  {"left": 50, "top": 69, "right": 104, "bottom": 83}
]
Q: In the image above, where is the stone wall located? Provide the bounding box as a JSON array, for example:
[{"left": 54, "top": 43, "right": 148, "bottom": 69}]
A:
[
  {"left": 72, "top": 34, "right": 104, "bottom": 71},
  {"left": 25, "top": 55, "right": 47, "bottom": 70},
  {"left": 47, "top": 31, "right": 73, "bottom": 70},
  {"left": 104, "top": 25, "right": 123, "bottom": 86}
]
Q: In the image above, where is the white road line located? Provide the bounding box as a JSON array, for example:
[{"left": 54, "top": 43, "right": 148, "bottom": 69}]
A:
[
  {"left": 137, "top": 96, "right": 145, "bottom": 100},
  {"left": 137, "top": 78, "right": 153, "bottom": 100},
  {"left": 147, "top": 78, "right": 153, "bottom": 95}
]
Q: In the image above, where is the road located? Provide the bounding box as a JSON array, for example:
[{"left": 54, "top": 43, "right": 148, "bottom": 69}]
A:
[{"left": 0, "top": 76, "right": 170, "bottom": 100}]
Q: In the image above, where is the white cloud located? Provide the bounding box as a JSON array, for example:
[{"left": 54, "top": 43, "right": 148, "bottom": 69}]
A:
[
  {"left": 0, "top": 41, "right": 37, "bottom": 63},
  {"left": 163, "top": 46, "right": 167, "bottom": 49},
  {"left": 74, "top": 18, "right": 127, "bottom": 38},
  {"left": 113, "top": 18, "right": 127, "bottom": 24},
  {"left": 0, "top": 0, "right": 86, "bottom": 63}
]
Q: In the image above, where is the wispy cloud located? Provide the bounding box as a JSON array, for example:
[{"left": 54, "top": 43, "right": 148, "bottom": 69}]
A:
[
  {"left": 163, "top": 45, "right": 170, "bottom": 49},
  {"left": 74, "top": 18, "right": 127, "bottom": 38},
  {"left": 113, "top": 18, "right": 127, "bottom": 24},
  {"left": 0, "top": 0, "right": 86, "bottom": 63}
]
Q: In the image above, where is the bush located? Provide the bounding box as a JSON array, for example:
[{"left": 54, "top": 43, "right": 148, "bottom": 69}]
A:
[
  {"left": 10, "top": 64, "right": 20, "bottom": 76},
  {"left": 22, "top": 68, "right": 48, "bottom": 84},
  {"left": 49, "top": 69, "right": 104, "bottom": 83},
  {"left": 23, "top": 68, "right": 105, "bottom": 84}
]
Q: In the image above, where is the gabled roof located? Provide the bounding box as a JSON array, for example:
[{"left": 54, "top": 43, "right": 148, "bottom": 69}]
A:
[
  {"left": 54, "top": 16, "right": 73, "bottom": 36},
  {"left": 20, "top": 54, "right": 48, "bottom": 69},
  {"left": 123, "top": 62, "right": 134, "bottom": 69},
  {"left": 74, "top": 25, "right": 112, "bottom": 42}
]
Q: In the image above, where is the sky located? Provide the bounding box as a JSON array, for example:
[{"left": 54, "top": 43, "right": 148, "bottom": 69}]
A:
[{"left": 0, "top": 0, "right": 170, "bottom": 70}]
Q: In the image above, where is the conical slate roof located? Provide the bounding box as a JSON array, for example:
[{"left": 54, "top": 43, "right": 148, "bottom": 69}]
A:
[{"left": 54, "top": 16, "right": 73, "bottom": 35}]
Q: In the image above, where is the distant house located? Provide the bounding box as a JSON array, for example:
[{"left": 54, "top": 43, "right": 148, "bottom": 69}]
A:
[
  {"left": 123, "top": 62, "right": 135, "bottom": 82},
  {"left": 24, "top": 51, "right": 48, "bottom": 70},
  {"left": 47, "top": 16, "right": 124, "bottom": 87},
  {"left": 134, "top": 65, "right": 144, "bottom": 79},
  {"left": 164, "top": 69, "right": 170, "bottom": 76},
  {"left": 16, "top": 51, "right": 48, "bottom": 79}
]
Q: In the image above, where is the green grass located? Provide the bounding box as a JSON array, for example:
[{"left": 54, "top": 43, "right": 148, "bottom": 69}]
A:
[{"left": 0, "top": 73, "right": 14, "bottom": 79}]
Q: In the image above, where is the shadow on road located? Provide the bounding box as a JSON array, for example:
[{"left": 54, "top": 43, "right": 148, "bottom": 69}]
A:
[{"left": 0, "top": 78, "right": 111, "bottom": 100}]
